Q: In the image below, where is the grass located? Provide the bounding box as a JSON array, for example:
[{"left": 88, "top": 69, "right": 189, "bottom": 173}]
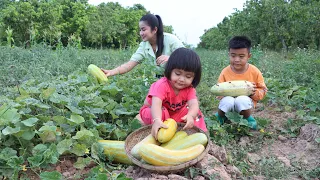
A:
[{"left": 1, "top": 45, "right": 320, "bottom": 179}]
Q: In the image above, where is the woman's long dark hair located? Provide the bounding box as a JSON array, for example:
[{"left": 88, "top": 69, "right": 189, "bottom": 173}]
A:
[{"left": 140, "top": 14, "right": 164, "bottom": 58}]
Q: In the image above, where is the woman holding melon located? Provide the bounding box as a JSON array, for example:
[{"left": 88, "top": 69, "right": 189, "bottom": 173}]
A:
[{"left": 101, "top": 14, "right": 184, "bottom": 77}]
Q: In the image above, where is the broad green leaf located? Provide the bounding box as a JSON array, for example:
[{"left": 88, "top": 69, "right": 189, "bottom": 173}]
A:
[
  {"left": 6, "top": 156, "right": 24, "bottom": 169},
  {"left": 101, "top": 83, "right": 122, "bottom": 96},
  {"left": 2, "top": 126, "right": 20, "bottom": 135},
  {"left": 38, "top": 125, "right": 57, "bottom": 132},
  {"left": 43, "top": 144, "right": 59, "bottom": 164},
  {"left": 21, "top": 130, "right": 36, "bottom": 140},
  {"left": 296, "top": 110, "right": 306, "bottom": 118},
  {"left": 32, "top": 144, "right": 47, "bottom": 155},
  {"left": 22, "top": 98, "right": 50, "bottom": 109},
  {"left": 0, "top": 105, "right": 20, "bottom": 125},
  {"left": 21, "top": 118, "right": 39, "bottom": 127},
  {"left": 52, "top": 116, "right": 67, "bottom": 124},
  {"left": 40, "top": 87, "right": 56, "bottom": 99},
  {"left": 0, "top": 147, "right": 17, "bottom": 161},
  {"left": 57, "top": 139, "right": 73, "bottom": 155},
  {"left": 15, "top": 94, "right": 30, "bottom": 102},
  {"left": 71, "top": 143, "right": 87, "bottom": 156},
  {"left": 111, "top": 128, "right": 127, "bottom": 140},
  {"left": 39, "top": 171, "right": 62, "bottom": 180},
  {"left": 115, "top": 108, "right": 133, "bottom": 115},
  {"left": 38, "top": 130, "right": 57, "bottom": 143},
  {"left": 28, "top": 155, "right": 43, "bottom": 167},
  {"left": 74, "top": 157, "right": 92, "bottom": 170},
  {"left": 68, "top": 114, "right": 85, "bottom": 124},
  {"left": 66, "top": 105, "right": 83, "bottom": 114},
  {"left": 49, "top": 93, "right": 69, "bottom": 104},
  {"left": 129, "top": 119, "right": 141, "bottom": 130},
  {"left": 112, "top": 172, "right": 132, "bottom": 180},
  {"left": 91, "top": 142, "right": 103, "bottom": 160},
  {"left": 72, "top": 129, "right": 94, "bottom": 140},
  {"left": 96, "top": 173, "right": 108, "bottom": 180},
  {"left": 315, "top": 138, "right": 320, "bottom": 143}
]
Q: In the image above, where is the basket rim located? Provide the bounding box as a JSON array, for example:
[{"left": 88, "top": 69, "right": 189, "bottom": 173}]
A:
[{"left": 124, "top": 123, "right": 210, "bottom": 172}]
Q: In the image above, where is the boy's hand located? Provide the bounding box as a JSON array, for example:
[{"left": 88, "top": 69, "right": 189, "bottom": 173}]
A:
[
  {"left": 216, "top": 96, "right": 224, "bottom": 100},
  {"left": 250, "top": 82, "right": 257, "bottom": 97},
  {"left": 181, "top": 114, "right": 195, "bottom": 130},
  {"left": 151, "top": 119, "right": 168, "bottom": 140}
]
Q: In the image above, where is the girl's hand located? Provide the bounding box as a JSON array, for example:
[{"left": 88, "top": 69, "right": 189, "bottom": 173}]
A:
[
  {"left": 156, "top": 55, "right": 169, "bottom": 65},
  {"left": 151, "top": 119, "right": 168, "bottom": 139},
  {"left": 181, "top": 114, "right": 195, "bottom": 130}
]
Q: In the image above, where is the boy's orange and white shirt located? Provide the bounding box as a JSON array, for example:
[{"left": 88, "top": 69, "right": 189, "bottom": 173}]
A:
[{"left": 218, "top": 64, "right": 268, "bottom": 107}]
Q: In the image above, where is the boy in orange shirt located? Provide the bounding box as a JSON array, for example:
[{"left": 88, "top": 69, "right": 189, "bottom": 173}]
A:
[{"left": 215, "top": 36, "right": 268, "bottom": 130}]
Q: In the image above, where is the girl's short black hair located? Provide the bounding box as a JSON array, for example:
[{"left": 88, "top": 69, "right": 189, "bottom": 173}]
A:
[
  {"left": 164, "top": 48, "right": 202, "bottom": 88},
  {"left": 229, "top": 36, "right": 252, "bottom": 52}
]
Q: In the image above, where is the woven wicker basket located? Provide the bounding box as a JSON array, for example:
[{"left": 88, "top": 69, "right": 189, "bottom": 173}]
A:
[{"left": 125, "top": 123, "right": 210, "bottom": 174}]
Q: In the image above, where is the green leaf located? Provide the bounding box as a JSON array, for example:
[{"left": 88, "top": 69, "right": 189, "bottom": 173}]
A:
[
  {"left": 38, "top": 129, "right": 57, "bottom": 143},
  {"left": 7, "top": 156, "right": 24, "bottom": 169},
  {"left": 0, "top": 105, "right": 20, "bottom": 126},
  {"left": 43, "top": 144, "right": 59, "bottom": 164},
  {"left": 57, "top": 139, "right": 73, "bottom": 155},
  {"left": 40, "top": 87, "right": 56, "bottom": 99},
  {"left": 68, "top": 114, "right": 85, "bottom": 124},
  {"left": 111, "top": 128, "right": 127, "bottom": 140},
  {"left": 28, "top": 155, "right": 43, "bottom": 167},
  {"left": 315, "top": 138, "right": 320, "bottom": 143},
  {"left": 91, "top": 142, "right": 103, "bottom": 160},
  {"left": 0, "top": 147, "right": 17, "bottom": 161},
  {"left": 112, "top": 172, "right": 132, "bottom": 180},
  {"left": 66, "top": 105, "right": 83, "bottom": 114},
  {"left": 52, "top": 116, "right": 67, "bottom": 124},
  {"left": 115, "top": 108, "right": 133, "bottom": 115},
  {"left": 21, "top": 118, "right": 39, "bottom": 127},
  {"left": 32, "top": 144, "right": 47, "bottom": 155},
  {"left": 38, "top": 125, "right": 57, "bottom": 132},
  {"left": 49, "top": 93, "right": 69, "bottom": 104},
  {"left": 20, "top": 130, "right": 36, "bottom": 140},
  {"left": 96, "top": 173, "right": 108, "bottom": 180},
  {"left": 39, "top": 171, "right": 62, "bottom": 180},
  {"left": 71, "top": 143, "right": 87, "bottom": 156},
  {"left": 74, "top": 157, "right": 92, "bottom": 170},
  {"left": 2, "top": 126, "right": 20, "bottom": 135},
  {"left": 129, "top": 119, "right": 142, "bottom": 130},
  {"left": 72, "top": 129, "right": 94, "bottom": 140}
]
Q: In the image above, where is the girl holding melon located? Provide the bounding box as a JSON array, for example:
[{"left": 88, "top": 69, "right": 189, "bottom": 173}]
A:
[{"left": 137, "top": 48, "right": 208, "bottom": 138}]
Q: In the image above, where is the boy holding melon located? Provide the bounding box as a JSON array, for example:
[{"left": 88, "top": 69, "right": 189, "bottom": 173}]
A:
[{"left": 214, "top": 36, "right": 268, "bottom": 130}]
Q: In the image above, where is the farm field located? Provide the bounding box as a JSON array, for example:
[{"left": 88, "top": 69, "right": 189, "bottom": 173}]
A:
[{"left": 0, "top": 45, "right": 319, "bottom": 179}]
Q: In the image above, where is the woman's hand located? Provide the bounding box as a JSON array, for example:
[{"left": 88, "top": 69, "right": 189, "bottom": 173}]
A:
[
  {"left": 156, "top": 55, "right": 169, "bottom": 65},
  {"left": 151, "top": 118, "right": 168, "bottom": 140},
  {"left": 181, "top": 114, "right": 195, "bottom": 130},
  {"left": 100, "top": 68, "right": 115, "bottom": 77}
]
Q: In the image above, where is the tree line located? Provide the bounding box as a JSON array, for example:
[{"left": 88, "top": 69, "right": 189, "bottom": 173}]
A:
[
  {"left": 0, "top": 0, "right": 174, "bottom": 49},
  {"left": 199, "top": 0, "right": 320, "bottom": 51}
]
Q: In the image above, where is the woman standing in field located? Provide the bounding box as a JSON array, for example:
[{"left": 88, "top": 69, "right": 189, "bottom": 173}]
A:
[{"left": 101, "top": 14, "right": 184, "bottom": 77}]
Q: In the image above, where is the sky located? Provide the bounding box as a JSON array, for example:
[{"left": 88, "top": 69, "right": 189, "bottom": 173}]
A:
[{"left": 87, "top": 0, "right": 246, "bottom": 46}]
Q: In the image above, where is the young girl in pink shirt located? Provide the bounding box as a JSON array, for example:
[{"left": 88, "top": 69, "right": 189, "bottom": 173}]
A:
[{"left": 139, "top": 48, "right": 207, "bottom": 138}]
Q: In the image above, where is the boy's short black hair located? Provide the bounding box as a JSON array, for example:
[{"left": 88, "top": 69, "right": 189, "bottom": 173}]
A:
[
  {"left": 229, "top": 36, "right": 251, "bottom": 52},
  {"left": 164, "top": 48, "right": 202, "bottom": 88}
]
